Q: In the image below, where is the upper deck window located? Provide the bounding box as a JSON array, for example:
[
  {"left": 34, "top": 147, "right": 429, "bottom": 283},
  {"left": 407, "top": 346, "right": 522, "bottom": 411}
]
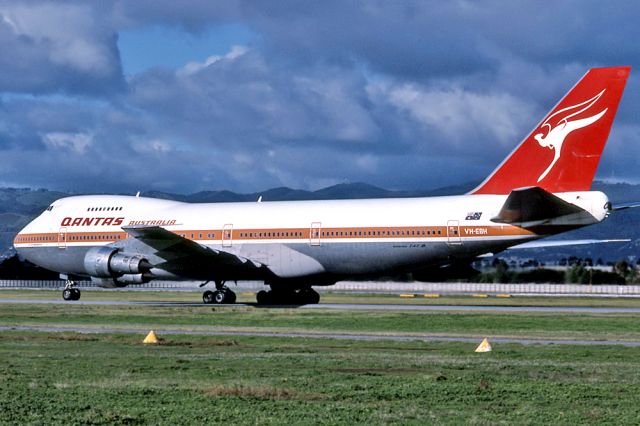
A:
[{"left": 86, "top": 206, "right": 123, "bottom": 212}]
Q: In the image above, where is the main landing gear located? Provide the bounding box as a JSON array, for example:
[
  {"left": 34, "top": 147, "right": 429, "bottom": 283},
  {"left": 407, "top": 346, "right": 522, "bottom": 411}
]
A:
[
  {"left": 256, "top": 287, "right": 320, "bottom": 305},
  {"left": 62, "top": 280, "right": 81, "bottom": 301},
  {"left": 200, "top": 280, "right": 321, "bottom": 305},
  {"left": 202, "top": 280, "right": 237, "bottom": 304}
]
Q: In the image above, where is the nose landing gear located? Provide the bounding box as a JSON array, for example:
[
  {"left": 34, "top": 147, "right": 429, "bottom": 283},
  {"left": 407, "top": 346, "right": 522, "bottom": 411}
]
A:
[{"left": 62, "top": 280, "right": 81, "bottom": 301}]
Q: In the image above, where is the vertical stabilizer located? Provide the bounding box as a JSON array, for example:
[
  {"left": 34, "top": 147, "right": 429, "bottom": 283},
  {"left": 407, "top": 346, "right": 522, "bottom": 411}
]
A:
[{"left": 472, "top": 66, "right": 630, "bottom": 194}]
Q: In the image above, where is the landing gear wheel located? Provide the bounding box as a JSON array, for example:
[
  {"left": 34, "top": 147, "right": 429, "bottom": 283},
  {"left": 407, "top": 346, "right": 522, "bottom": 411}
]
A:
[
  {"left": 212, "top": 289, "right": 237, "bottom": 304},
  {"left": 257, "top": 290, "right": 270, "bottom": 305},
  {"left": 63, "top": 289, "right": 73, "bottom": 301},
  {"left": 303, "top": 288, "right": 320, "bottom": 304},
  {"left": 202, "top": 280, "right": 237, "bottom": 305},
  {"left": 214, "top": 290, "right": 226, "bottom": 304},
  {"left": 203, "top": 290, "right": 215, "bottom": 304},
  {"left": 71, "top": 288, "right": 81, "bottom": 301},
  {"left": 257, "top": 290, "right": 288, "bottom": 305},
  {"left": 256, "top": 288, "right": 320, "bottom": 305},
  {"left": 62, "top": 280, "right": 81, "bottom": 301},
  {"left": 204, "top": 288, "right": 236, "bottom": 304}
]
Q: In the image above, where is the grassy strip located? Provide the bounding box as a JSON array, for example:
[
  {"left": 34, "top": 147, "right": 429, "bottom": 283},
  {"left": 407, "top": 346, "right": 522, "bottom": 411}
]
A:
[
  {"left": 1, "top": 331, "right": 640, "bottom": 424},
  {"left": 2, "top": 302, "right": 640, "bottom": 341}
]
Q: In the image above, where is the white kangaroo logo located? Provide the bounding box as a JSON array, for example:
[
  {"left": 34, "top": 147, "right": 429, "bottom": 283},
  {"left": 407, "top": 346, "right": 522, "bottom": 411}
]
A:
[{"left": 534, "top": 89, "right": 607, "bottom": 182}]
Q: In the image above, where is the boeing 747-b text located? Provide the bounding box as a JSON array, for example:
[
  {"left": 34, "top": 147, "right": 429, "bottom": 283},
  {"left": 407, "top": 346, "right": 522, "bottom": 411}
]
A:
[{"left": 13, "top": 66, "right": 632, "bottom": 304}]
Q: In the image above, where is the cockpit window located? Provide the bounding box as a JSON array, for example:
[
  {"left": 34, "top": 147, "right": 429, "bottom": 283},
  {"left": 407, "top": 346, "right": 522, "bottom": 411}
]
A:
[{"left": 46, "top": 205, "right": 54, "bottom": 212}]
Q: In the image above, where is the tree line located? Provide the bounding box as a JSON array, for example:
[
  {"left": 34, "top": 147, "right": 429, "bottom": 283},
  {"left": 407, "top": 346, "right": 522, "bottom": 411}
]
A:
[{"left": 0, "top": 254, "right": 637, "bottom": 284}]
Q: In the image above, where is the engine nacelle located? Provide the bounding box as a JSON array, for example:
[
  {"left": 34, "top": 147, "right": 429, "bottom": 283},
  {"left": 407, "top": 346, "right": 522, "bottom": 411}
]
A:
[
  {"left": 83, "top": 247, "right": 151, "bottom": 278},
  {"left": 91, "top": 274, "right": 150, "bottom": 288}
]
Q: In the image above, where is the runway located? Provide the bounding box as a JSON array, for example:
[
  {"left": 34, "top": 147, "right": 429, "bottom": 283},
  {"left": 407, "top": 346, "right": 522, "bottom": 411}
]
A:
[{"left": 2, "top": 298, "right": 640, "bottom": 314}]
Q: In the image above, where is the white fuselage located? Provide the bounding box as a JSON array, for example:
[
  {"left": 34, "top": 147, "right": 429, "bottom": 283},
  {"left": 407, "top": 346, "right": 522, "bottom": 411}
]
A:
[{"left": 13, "top": 191, "right": 609, "bottom": 285}]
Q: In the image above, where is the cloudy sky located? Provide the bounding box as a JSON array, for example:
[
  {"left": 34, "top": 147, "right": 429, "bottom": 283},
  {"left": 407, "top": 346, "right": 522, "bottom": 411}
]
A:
[{"left": 0, "top": 0, "right": 639, "bottom": 194}]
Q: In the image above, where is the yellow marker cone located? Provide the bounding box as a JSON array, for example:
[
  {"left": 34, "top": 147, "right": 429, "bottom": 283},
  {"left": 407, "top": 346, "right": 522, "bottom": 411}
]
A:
[
  {"left": 143, "top": 330, "right": 159, "bottom": 344},
  {"left": 475, "top": 338, "right": 492, "bottom": 353}
]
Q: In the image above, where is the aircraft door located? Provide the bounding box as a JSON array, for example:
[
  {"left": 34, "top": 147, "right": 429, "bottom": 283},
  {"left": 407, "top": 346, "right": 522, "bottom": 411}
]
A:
[
  {"left": 446, "top": 220, "right": 462, "bottom": 245},
  {"left": 58, "top": 227, "right": 67, "bottom": 249},
  {"left": 222, "top": 224, "right": 233, "bottom": 247},
  {"left": 310, "top": 222, "right": 321, "bottom": 246}
]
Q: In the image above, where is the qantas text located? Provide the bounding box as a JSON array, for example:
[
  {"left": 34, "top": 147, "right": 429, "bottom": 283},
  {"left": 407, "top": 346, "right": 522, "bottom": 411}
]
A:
[{"left": 61, "top": 217, "right": 124, "bottom": 227}]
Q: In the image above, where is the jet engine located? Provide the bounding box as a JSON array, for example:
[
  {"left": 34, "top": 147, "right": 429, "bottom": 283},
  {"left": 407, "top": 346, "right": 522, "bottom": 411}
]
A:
[{"left": 83, "top": 247, "right": 152, "bottom": 278}]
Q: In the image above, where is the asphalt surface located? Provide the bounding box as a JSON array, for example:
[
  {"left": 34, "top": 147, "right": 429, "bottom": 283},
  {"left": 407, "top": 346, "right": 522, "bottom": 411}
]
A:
[{"left": 2, "top": 298, "right": 640, "bottom": 314}]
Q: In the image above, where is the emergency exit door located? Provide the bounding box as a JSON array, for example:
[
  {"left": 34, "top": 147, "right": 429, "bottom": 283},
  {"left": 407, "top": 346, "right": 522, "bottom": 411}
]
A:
[
  {"left": 58, "top": 227, "right": 67, "bottom": 249},
  {"left": 310, "top": 222, "right": 321, "bottom": 246},
  {"left": 222, "top": 224, "right": 233, "bottom": 247},
  {"left": 446, "top": 220, "right": 462, "bottom": 245}
]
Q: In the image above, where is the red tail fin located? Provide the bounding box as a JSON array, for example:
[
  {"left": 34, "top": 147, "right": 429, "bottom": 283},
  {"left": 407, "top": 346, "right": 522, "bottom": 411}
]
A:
[{"left": 472, "top": 66, "right": 630, "bottom": 195}]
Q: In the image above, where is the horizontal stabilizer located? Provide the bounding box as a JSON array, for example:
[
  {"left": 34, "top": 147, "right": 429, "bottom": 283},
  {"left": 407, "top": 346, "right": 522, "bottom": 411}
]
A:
[
  {"left": 611, "top": 202, "right": 640, "bottom": 211},
  {"left": 491, "top": 186, "right": 592, "bottom": 228}
]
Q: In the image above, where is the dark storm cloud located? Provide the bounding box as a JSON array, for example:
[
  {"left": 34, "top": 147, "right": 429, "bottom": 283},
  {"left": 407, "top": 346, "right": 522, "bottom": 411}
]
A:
[
  {"left": 115, "top": 1, "right": 640, "bottom": 79},
  {"left": 1, "top": 0, "right": 640, "bottom": 192},
  {"left": 117, "top": 0, "right": 496, "bottom": 78},
  {"left": 127, "top": 49, "right": 380, "bottom": 149},
  {"left": 0, "top": 1, "right": 124, "bottom": 95}
]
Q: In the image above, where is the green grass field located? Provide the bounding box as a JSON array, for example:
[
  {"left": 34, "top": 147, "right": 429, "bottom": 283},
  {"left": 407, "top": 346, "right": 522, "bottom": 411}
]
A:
[{"left": 2, "top": 290, "right": 640, "bottom": 424}]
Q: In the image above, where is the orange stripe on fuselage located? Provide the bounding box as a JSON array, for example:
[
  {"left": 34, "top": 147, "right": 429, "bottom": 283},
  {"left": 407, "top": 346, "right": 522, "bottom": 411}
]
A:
[{"left": 13, "top": 224, "right": 534, "bottom": 246}]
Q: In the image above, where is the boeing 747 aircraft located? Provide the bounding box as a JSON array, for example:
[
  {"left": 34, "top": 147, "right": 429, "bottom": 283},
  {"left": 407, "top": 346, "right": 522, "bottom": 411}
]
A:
[{"left": 13, "top": 66, "right": 632, "bottom": 304}]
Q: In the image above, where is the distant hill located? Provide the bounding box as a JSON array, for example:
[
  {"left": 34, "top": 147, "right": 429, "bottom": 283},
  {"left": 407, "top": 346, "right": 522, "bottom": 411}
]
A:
[
  {"left": 1, "top": 181, "right": 639, "bottom": 262},
  {"left": 0, "top": 188, "right": 68, "bottom": 259},
  {"left": 591, "top": 181, "right": 640, "bottom": 204},
  {"left": 142, "top": 182, "right": 439, "bottom": 203}
]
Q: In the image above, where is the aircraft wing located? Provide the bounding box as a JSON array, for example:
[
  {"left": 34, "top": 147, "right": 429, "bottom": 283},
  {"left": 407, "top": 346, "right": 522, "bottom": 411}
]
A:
[
  {"left": 507, "top": 239, "right": 630, "bottom": 250},
  {"left": 122, "top": 225, "right": 265, "bottom": 280}
]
